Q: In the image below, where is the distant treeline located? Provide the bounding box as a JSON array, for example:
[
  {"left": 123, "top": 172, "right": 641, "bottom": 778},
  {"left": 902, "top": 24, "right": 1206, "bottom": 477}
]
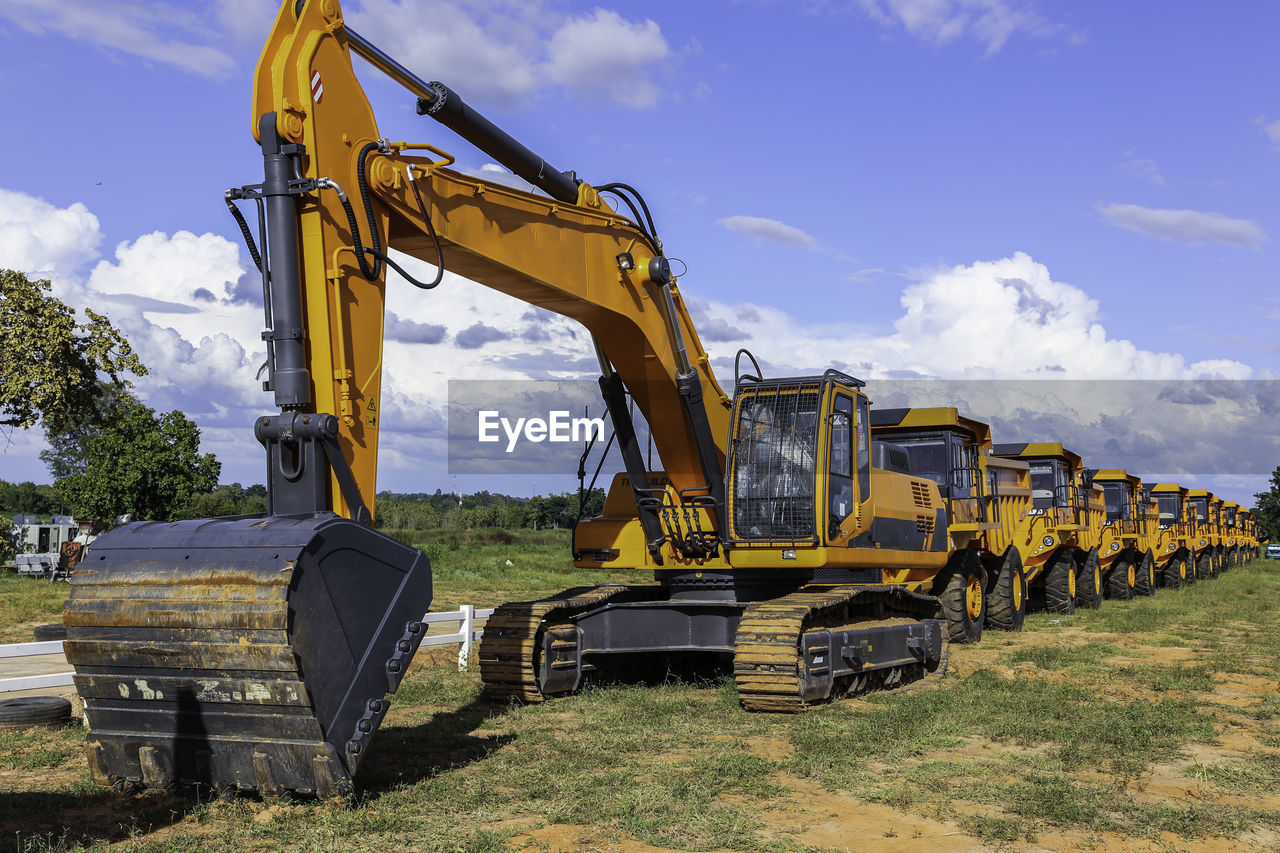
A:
[
  {"left": 0, "top": 478, "right": 604, "bottom": 531},
  {"left": 373, "top": 489, "right": 606, "bottom": 531}
]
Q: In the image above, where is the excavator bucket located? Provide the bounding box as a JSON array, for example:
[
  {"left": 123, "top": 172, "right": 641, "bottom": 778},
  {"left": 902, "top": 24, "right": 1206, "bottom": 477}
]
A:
[{"left": 63, "top": 515, "right": 431, "bottom": 798}]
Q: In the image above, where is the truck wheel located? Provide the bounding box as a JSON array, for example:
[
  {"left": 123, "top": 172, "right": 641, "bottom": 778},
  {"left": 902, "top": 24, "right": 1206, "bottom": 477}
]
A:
[
  {"left": 0, "top": 696, "right": 72, "bottom": 730},
  {"left": 1105, "top": 556, "right": 1135, "bottom": 601},
  {"left": 1163, "top": 557, "right": 1187, "bottom": 589},
  {"left": 1134, "top": 550, "right": 1157, "bottom": 597},
  {"left": 1076, "top": 548, "right": 1103, "bottom": 609},
  {"left": 1196, "top": 549, "right": 1215, "bottom": 580},
  {"left": 985, "top": 548, "right": 1026, "bottom": 632},
  {"left": 32, "top": 624, "right": 66, "bottom": 641},
  {"left": 1044, "top": 550, "right": 1077, "bottom": 614},
  {"left": 937, "top": 551, "right": 987, "bottom": 644}
]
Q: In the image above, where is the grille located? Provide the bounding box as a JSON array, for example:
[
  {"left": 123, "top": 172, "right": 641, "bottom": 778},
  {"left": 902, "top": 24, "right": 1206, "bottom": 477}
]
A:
[
  {"left": 911, "top": 481, "right": 932, "bottom": 508},
  {"left": 916, "top": 514, "right": 935, "bottom": 535},
  {"left": 731, "top": 384, "right": 821, "bottom": 542}
]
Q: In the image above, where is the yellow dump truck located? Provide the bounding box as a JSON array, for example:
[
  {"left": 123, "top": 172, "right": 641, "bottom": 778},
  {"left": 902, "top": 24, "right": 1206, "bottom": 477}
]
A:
[
  {"left": 1145, "top": 482, "right": 1195, "bottom": 588},
  {"left": 1185, "top": 489, "right": 1221, "bottom": 580},
  {"left": 1088, "top": 470, "right": 1158, "bottom": 599},
  {"left": 990, "top": 443, "right": 1107, "bottom": 613},
  {"left": 869, "top": 408, "right": 1036, "bottom": 634}
]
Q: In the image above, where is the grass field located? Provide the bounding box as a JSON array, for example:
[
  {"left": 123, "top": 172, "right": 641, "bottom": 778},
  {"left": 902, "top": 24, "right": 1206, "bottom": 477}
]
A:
[{"left": 1, "top": 541, "right": 1277, "bottom": 852}]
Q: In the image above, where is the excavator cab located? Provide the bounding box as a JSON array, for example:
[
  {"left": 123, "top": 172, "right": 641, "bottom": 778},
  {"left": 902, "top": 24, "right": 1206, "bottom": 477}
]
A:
[{"left": 727, "top": 370, "right": 870, "bottom": 545}]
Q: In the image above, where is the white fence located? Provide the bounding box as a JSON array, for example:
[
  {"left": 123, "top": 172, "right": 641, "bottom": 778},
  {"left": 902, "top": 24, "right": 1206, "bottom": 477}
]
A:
[
  {"left": 419, "top": 605, "right": 495, "bottom": 670},
  {"left": 0, "top": 606, "right": 494, "bottom": 694}
]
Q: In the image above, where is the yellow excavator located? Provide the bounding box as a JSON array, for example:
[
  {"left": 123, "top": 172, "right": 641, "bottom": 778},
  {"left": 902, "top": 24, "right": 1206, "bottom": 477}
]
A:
[{"left": 65, "top": 0, "right": 955, "bottom": 797}]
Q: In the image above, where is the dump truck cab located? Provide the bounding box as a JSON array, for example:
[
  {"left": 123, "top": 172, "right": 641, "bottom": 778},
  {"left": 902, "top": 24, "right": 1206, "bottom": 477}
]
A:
[
  {"left": 869, "top": 408, "right": 1033, "bottom": 633},
  {"left": 991, "top": 443, "right": 1105, "bottom": 613},
  {"left": 1087, "top": 469, "right": 1158, "bottom": 598}
]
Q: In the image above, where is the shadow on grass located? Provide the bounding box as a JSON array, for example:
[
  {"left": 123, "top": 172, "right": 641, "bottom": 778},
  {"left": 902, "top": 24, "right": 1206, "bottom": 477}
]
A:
[
  {"left": 0, "top": 786, "right": 193, "bottom": 851},
  {"left": 354, "top": 694, "right": 517, "bottom": 797}
]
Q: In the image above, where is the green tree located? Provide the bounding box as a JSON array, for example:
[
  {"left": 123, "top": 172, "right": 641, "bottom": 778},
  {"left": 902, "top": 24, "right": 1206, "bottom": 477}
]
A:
[
  {"left": 1252, "top": 464, "right": 1280, "bottom": 542},
  {"left": 0, "top": 270, "right": 146, "bottom": 432},
  {"left": 55, "top": 396, "right": 220, "bottom": 521}
]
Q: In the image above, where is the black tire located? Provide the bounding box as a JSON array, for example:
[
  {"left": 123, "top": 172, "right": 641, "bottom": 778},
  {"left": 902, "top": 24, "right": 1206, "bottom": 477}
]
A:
[
  {"left": 32, "top": 623, "right": 66, "bottom": 641},
  {"left": 1044, "top": 549, "right": 1077, "bottom": 614},
  {"left": 1076, "top": 548, "right": 1103, "bottom": 609},
  {"left": 0, "top": 696, "right": 72, "bottom": 729},
  {"left": 1163, "top": 556, "right": 1187, "bottom": 589},
  {"left": 985, "top": 547, "right": 1026, "bottom": 632},
  {"left": 936, "top": 550, "right": 987, "bottom": 644},
  {"left": 1197, "top": 548, "right": 1216, "bottom": 580},
  {"left": 1105, "top": 554, "right": 1135, "bottom": 601},
  {"left": 1134, "top": 550, "right": 1157, "bottom": 597}
]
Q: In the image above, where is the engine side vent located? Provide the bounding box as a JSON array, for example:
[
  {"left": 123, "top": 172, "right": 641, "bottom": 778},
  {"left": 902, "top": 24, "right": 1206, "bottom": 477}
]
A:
[{"left": 911, "top": 481, "right": 932, "bottom": 509}]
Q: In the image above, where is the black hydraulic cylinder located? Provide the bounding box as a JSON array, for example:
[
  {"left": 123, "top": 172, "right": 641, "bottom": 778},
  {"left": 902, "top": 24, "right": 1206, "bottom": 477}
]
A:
[
  {"left": 259, "top": 113, "right": 310, "bottom": 410},
  {"left": 599, "top": 374, "right": 666, "bottom": 564},
  {"left": 416, "top": 82, "right": 580, "bottom": 203},
  {"left": 344, "top": 27, "right": 579, "bottom": 203}
]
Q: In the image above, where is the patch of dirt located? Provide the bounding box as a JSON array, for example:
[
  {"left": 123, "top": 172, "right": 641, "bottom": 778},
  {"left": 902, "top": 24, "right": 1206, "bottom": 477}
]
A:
[{"left": 508, "top": 824, "right": 737, "bottom": 853}]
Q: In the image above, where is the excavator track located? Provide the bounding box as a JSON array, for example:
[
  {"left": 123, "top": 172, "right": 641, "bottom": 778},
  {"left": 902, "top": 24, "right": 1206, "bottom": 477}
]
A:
[
  {"left": 479, "top": 585, "right": 633, "bottom": 703},
  {"left": 734, "top": 585, "right": 947, "bottom": 712}
]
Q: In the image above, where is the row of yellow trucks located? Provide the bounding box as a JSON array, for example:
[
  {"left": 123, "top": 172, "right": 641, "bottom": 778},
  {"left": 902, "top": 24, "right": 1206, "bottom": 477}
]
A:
[{"left": 869, "top": 407, "right": 1263, "bottom": 638}]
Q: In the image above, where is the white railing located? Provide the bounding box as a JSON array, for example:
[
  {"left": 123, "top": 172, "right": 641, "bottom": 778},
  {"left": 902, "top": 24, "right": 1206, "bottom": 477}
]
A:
[
  {"left": 0, "top": 606, "right": 495, "bottom": 693},
  {"left": 0, "top": 640, "right": 73, "bottom": 693},
  {"left": 419, "top": 605, "right": 495, "bottom": 670}
]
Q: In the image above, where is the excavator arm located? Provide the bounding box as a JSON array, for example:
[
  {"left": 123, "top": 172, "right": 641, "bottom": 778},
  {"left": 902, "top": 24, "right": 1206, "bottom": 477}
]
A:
[{"left": 247, "top": 0, "right": 732, "bottom": 558}]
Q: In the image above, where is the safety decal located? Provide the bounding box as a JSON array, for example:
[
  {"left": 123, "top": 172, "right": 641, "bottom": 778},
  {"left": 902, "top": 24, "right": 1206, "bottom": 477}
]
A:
[{"left": 311, "top": 71, "right": 324, "bottom": 104}]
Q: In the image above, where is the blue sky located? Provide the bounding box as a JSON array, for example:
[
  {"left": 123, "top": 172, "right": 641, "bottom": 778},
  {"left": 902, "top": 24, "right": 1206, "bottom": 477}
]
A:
[{"left": 0, "top": 0, "right": 1276, "bottom": 505}]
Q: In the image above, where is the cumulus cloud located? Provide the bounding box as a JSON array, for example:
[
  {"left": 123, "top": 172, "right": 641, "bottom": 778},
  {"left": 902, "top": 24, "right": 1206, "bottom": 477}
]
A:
[
  {"left": 546, "top": 9, "right": 670, "bottom": 108},
  {"left": 350, "top": 1, "right": 671, "bottom": 110},
  {"left": 385, "top": 311, "right": 447, "bottom": 345},
  {"left": 689, "top": 252, "right": 1250, "bottom": 382},
  {"left": 348, "top": 0, "right": 542, "bottom": 106},
  {"left": 0, "top": 0, "right": 236, "bottom": 77},
  {"left": 1, "top": 186, "right": 1265, "bottom": 499},
  {"left": 455, "top": 322, "right": 510, "bottom": 350},
  {"left": 718, "top": 215, "right": 820, "bottom": 251},
  {"left": 0, "top": 188, "right": 101, "bottom": 280},
  {"left": 1099, "top": 203, "right": 1267, "bottom": 249},
  {"left": 854, "top": 0, "right": 1072, "bottom": 55}
]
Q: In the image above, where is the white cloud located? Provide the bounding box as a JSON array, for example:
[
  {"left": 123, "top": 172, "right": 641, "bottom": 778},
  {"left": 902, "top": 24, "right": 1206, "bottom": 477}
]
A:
[
  {"left": 718, "top": 215, "right": 820, "bottom": 250},
  {"left": 0, "top": 189, "right": 101, "bottom": 281},
  {"left": 1256, "top": 117, "right": 1280, "bottom": 152},
  {"left": 854, "top": 0, "right": 1070, "bottom": 55},
  {"left": 348, "top": 1, "right": 672, "bottom": 110},
  {"left": 1120, "top": 157, "right": 1165, "bottom": 186},
  {"left": 348, "top": 0, "right": 542, "bottom": 106},
  {"left": 546, "top": 9, "right": 670, "bottom": 108},
  {"left": 0, "top": 0, "right": 235, "bottom": 78},
  {"left": 1099, "top": 203, "right": 1267, "bottom": 249},
  {"left": 1, "top": 186, "right": 1265, "bottom": 498},
  {"left": 689, "top": 252, "right": 1250, "bottom": 382}
]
